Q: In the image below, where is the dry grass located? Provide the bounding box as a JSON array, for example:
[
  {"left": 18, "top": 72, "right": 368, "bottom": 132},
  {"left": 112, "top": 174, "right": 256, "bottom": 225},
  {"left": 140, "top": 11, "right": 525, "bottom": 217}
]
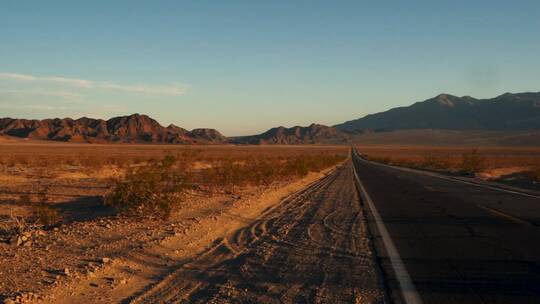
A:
[
  {"left": 0, "top": 187, "right": 62, "bottom": 239},
  {"left": 198, "top": 154, "right": 345, "bottom": 189},
  {"left": 0, "top": 142, "right": 348, "bottom": 173},
  {"left": 106, "top": 155, "right": 188, "bottom": 218},
  {"left": 531, "top": 168, "right": 540, "bottom": 183},
  {"left": 357, "top": 145, "right": 540, "bottom": 175},
  {"left": 106, "top": 150, "right": 346, "bottom": 217},
  {"left": 0, "top": 143, "right": 348, "bottom": 219}
]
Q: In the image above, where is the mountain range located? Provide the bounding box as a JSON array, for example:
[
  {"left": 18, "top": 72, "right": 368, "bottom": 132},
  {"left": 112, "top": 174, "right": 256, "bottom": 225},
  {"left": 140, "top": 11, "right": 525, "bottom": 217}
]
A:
[
  {"left": 335, "top": 92, "right": 540, "bottom": 131},
  {"left": 0, "top": 114, "right": 227, "bottom": 144},
  {"left": 1, "top": 92, "right": 539, "bottom": 145},
  {"left": 232, "top": 124, "right": 351, "bottom": 145}
]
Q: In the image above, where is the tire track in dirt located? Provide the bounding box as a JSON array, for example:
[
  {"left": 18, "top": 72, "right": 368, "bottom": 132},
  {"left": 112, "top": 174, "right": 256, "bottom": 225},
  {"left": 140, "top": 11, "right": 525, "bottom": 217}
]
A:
[{"left": 131, "top": 160, "right": 386, "bottom": 304}]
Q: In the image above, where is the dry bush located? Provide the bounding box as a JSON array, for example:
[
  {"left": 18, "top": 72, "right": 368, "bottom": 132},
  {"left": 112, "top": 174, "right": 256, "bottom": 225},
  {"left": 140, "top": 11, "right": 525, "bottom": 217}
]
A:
[
  {"left": 0, "top": 196, "right": 33, "bottom": 237},
  {"left": 0, "top": 212, "right": 31, "bottom": 238},
  {"left": 460, "top": 149, "right": 486, "bottom": 175},
  {"left": 0, "top": 199, "right": 61, "bottom": 238},
  {"left": 79, "top": 154, "right": 106, "bottom": 171},
  {"left": 200, "top": 154, "right": 345, "bottom": 190},
  {"left": 106, "top": 155, "right": 188, "bottom": 218},
  {"left": 33, "top": 186, "right": 62, "bottom": 226},
  {"left": 420, "top": 154, "right": 452, "bottom": 170},
  {"left": 0, "top": 143, "right": 348, "bottom": 173},
  {"left": 531, "top": 168, "right": 540, "bottom": 183},
  {"left": 0, "top": 144, "right": 348, "bottom": 221},
  {"left": 33, "top": 203, "right": 61, "bottom": 226},
  {"left": 358, "top": 145, "right": 540, "bottom": 170}
]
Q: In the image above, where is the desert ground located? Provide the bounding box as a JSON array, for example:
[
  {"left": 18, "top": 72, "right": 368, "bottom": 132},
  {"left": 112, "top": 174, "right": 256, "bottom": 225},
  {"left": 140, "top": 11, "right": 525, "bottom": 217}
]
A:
[
  {"left": 1, "top": 142, "right": 540, "bottom": 303},
  {"left": 0, "top": 142, "right": 357, "bottom": 303}
]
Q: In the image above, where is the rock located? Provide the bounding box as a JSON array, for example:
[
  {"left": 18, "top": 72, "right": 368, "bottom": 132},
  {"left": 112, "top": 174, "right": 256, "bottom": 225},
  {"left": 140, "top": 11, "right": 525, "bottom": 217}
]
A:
[
  {"left": 63, "top": 268, "right": 70, "bottom": 276},
  {"left": 101, "top": 257, "right": 111, "bottom": 264},
  {"left": 10, "top": 236, "right": 23, "bottom": 246},
  {"left": 3, "top": 299, "right": 16, "bottom": 304},
  {"left": 36, "top": 230, "right": 47, "bottom": 236}
]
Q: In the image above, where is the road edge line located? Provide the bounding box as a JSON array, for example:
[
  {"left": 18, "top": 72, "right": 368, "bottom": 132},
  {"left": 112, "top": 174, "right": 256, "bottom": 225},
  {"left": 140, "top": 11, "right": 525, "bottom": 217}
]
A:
[
  {"left": 352, "top": 155, "right": 423, "bottom": 304},
  {"left": 358, "top": 155, "right": 540, "bottom": 199}
]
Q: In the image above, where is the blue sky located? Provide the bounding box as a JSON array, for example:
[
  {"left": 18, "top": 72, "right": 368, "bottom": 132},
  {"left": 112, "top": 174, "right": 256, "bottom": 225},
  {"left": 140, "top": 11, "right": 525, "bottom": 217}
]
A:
[{"left": 1, "top": 1, "right": 539, "bottom": 135}]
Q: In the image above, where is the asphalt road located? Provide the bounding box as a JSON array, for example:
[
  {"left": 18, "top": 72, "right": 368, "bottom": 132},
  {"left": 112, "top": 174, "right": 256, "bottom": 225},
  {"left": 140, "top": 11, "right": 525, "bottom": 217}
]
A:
[{"left": 352, "top": 150, "right": 540, "bottom": 304}]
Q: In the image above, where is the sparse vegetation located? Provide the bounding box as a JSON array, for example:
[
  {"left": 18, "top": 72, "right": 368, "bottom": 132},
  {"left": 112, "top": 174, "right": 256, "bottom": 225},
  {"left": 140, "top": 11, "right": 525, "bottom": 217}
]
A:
[
  {"left": 0, "top": 195, "right": 61, "bottom": 239},
  {"left": 420, "top": 154, "right": 452, "bottom": 170},
  {"left": 200, "top": 154, "right": 345, "bottom": 189},
  {"left": 0, "top": 143, "right": 348, "bottom": 299},
  {"left": 105, "top": 151, "right": 345, "bottom": 217},
  {"left": 0, "top": 143, "right": 348, "bottom": 229},
  {"left": 106, "top": 155, "right": 188, "bottom": 218},
  {"left": 460, "top": 149, "right": 486, "bottom": 175},
  {"left": 359, "top": 145, "right": 540, "bottom": 174},
  {"left": 33, "top": 203, "right": 61, "bottom": 226},
  {"left": 531, "top": 168, "right": 540, "bottom": 183},
  {"left": 0, "top": 209, "right": 30, "bottom": 238},
  {"left": 0, "top": 144, "right": 348, "bottom": 175}
]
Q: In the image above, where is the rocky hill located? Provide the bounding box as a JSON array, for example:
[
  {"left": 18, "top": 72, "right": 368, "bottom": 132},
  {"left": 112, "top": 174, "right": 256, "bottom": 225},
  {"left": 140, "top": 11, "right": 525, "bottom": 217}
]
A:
[
  {"left": 233, "top": 124, "right": 351, "bottom": 144},
  {"left": 0, "top": 114, "right": 227, "bottom": 144},
  {"left": 335, "top": 92, "right": 540, "bottom": 131}
]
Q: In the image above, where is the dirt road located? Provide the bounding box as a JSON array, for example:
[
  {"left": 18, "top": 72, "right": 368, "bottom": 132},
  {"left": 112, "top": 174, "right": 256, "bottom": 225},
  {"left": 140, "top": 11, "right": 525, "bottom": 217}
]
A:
[{"left": 132, "top": 160, "right": 386, "bottom": 304}]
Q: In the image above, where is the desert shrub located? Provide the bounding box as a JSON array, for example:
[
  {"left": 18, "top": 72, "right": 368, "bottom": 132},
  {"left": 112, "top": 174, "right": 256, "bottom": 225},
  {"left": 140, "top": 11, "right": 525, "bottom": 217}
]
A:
[
  {"left": 105, "top": 155, "right": 188, "bottom": 218},
  {"left": 0, "top": 212, "right": 30, "bottom": 237},
  {"left": 461, "top": 149, "right": 486, "bottom": 175},
  {"left": 33, "top": 203, "right": 61, "bottom": 226},
  {"left": 199, "top": 154, "right": 345, "bottom": 190},
  {"left": 0, "top": 196, "right": 61, "bottom": 238},
  {"left": 79, "top": 154, "right": 107, "bottom": 171},
  {"left": 530, "top": 168, "right": 540, "bottom": 183},
  {"left": 31, "top": 186, "right": 62, "bottom": 226},
  {"left": 421, "top": 154, "right": 452, "bottom": 170}
]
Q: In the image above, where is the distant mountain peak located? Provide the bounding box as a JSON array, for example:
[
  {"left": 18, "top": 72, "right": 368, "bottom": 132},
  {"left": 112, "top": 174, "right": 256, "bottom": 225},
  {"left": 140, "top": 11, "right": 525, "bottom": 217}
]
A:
[
  {"left": 0, "top": 114, "right": 227, "bottom": 144},
  {"left": 335, "top": 91, "right": 540, "bottom": 131},
  {"left": 434, "top": 93, "right": 456, "bottom": 106},
  {"left": 435, "top": 93, "right": 452, "bottom": 98},
  {"left": 234, "top": 123, "right": 350, "bottom": 144}
]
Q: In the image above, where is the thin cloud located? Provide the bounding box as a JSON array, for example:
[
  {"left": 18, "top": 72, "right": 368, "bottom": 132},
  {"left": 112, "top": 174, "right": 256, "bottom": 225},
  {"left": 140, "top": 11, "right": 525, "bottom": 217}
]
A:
[
  {"left": 100, "top": 82, "right": 188, "bottom": 95},
  {"left": 0, "top": 103, "right": 69, "bottom": 111},
  {"left": 0, "top": 72, "right": 188, "bottom": 96},
  {"left": 0, "top": 73, "right": 35, "bottom": 81},
  {"left": 0, "top": 102, "right": 127, "bottom": 116},
  {"left": 0, "top": 89, "right": 83, "bottom": 100},
  {"left": 44, "top": 76, "right": 93, "bottom": 87}
]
